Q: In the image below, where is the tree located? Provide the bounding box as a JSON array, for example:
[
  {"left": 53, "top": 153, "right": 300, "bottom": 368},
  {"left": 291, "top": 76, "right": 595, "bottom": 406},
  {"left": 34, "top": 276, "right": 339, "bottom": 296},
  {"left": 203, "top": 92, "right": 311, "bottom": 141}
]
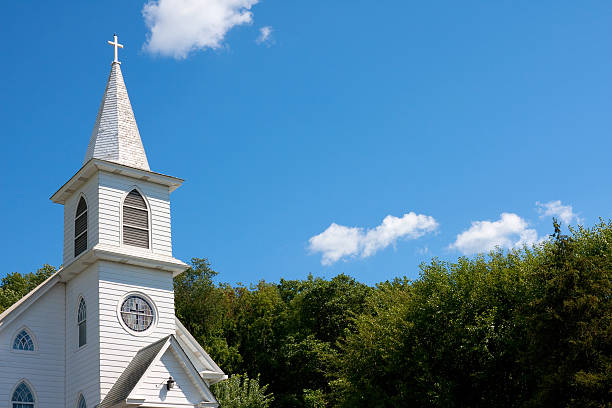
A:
[
  {"left": 0, "top": 264, "right": 56, "bottom": 314},
  {"left": 211, "top": 373, "right": 274, "bottom": 408},
  {"left": 173, "top": 258, "right": 243, "bottom": 373},
  {"left": 336, "top": 251, "right": 541, "bottom": 407},
  {"left": 521, "top": 220, "right": 612, "bottom": 407}
]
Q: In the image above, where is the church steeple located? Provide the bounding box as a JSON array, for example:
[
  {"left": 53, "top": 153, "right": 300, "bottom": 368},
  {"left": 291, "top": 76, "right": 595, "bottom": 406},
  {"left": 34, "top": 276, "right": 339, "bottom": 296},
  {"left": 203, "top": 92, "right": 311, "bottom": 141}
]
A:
[{"left": 84, "top": 37, "right": 150, "bottom": 171}]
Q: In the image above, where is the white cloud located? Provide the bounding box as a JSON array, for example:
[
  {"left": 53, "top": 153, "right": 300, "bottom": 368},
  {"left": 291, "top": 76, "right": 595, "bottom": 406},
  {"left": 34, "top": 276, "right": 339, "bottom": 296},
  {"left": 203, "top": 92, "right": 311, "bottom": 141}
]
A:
[
  {"left": 308, "top": 213, "right": 439, "bottom": 265},
  {"left": 450, "top": 213, "right": 540, "bottom": 255},
  {"left": 416, "top": 246, "right": 429, "bottom": 255},
  {"left": 256, "top": 26, "right": 273, "bottom": 45},
  {"left": 308, "top": 224, "right": 362, "bottom": 266},
  {"left": 143, "top": 0, "right": 259, "bottom": 59},
  {"left": 536, "top": 200, "right": 579, "bottom": 225}
]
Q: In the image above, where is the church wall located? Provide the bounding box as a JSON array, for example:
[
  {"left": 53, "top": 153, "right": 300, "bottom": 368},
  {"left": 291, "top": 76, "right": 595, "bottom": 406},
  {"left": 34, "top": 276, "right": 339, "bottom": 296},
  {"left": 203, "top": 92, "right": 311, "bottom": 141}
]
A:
[
  {"left": 63, "top": 174, "right": 100, "bottom": 266},
  {"left": 65, "top": 264, "right": 101, "bottom": 408},
  {"left": 0, "top": 283, "right": 66, "bottom": 408},
  {"left": 97, "top": 171, "right": 173, "bottom": 256},
  {"left": 97, "top": 261, "right": 175, "bottom": 398}
]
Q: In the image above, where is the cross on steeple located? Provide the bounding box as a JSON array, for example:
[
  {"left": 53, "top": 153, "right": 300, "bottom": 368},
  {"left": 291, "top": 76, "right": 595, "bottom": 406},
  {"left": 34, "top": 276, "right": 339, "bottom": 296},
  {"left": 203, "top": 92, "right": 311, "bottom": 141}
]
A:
[{"left": 107, "top": 34, "right": 124, "bottom": 64}]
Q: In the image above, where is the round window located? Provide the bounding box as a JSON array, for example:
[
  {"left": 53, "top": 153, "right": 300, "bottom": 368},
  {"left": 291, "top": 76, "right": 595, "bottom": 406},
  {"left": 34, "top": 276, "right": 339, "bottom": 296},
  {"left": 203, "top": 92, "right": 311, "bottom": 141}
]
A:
[{"left": 120, "top": 295, "right": 155, "bottom": 332}]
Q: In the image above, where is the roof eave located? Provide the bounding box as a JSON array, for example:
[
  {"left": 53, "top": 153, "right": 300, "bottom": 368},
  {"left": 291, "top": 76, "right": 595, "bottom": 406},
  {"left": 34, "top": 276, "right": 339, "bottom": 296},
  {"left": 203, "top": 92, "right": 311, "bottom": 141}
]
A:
[
  {"left": 59, "top": 244, "right": 189, "bottom": 281},
  {"left": 50, "top": 158, "right": 184, "bottom": 204},
  {"left": 175, "top": 318, "right": 226, "bottom": 380}
]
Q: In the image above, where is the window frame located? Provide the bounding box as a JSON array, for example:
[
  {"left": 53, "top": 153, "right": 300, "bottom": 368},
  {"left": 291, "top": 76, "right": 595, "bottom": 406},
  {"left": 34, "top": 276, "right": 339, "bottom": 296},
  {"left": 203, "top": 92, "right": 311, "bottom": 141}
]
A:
[
  {"left": 10, "top": 380, "right": 36, "bottom": 408},
  {"left": 120, "top": 188, "right": 151, "bottom": 251},
  {"left": 10, "top": 327, "right": 37, "bottom": 353},
  {"left": 77, "top": 296, "right": 87, "bottom": 349},
  {"left": 116, "top": 291, "right": 158, "bottom": 337}
]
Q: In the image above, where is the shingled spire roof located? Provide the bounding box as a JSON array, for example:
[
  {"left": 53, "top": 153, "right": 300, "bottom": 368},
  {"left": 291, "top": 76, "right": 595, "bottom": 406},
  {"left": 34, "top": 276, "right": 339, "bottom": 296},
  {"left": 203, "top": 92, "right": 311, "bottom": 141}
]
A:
[{"left": 84, "top": 61, "right": 150, "bottom": 171}]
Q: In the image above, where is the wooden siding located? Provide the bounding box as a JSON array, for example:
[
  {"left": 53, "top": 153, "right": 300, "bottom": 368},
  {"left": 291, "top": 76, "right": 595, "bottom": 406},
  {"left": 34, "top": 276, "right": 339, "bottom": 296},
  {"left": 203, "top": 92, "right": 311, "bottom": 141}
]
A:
[
  {"left": 65, "top": 264, "right": 101, "bottom": 408},
  {"left": 0, "top": 283, "right": 66, "bottom": 408},
  {"left": 97, "top": 261, "right": 175, "bottom": 399},
  {"left": 63, "top": 175, "right": 100, "bottom": 266},
  {"left": 98, "top": 171, "right": 173, "bottom": 257}
]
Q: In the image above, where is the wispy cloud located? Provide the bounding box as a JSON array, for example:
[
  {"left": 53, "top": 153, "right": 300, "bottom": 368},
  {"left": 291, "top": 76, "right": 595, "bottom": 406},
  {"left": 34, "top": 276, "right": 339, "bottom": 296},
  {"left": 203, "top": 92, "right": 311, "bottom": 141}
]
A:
[
  {"left": 536, "top": 200, "right": 580, "bottom": 225},
  {"left": 416, "top": 246, "right": 430, "bottom": 255},
  {"left": 450, "top": 213, "right": 540, "bottom": 255},
  {"left": 143, "top": 0, "right": 260, "bottom": 59},
  {"left": 256, "top": 26, "right": 273, "bottom": 45},
  {"left": 309, "top": 213, "right": 439, "bottom": 265}
]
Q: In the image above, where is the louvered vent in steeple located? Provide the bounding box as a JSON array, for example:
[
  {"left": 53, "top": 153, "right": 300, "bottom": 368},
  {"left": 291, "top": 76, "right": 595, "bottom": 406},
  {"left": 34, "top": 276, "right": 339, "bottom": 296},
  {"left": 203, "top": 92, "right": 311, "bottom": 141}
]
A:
[
  {"left": 74, "top": 197, "right": 88, "bottom": 257},
  {"left": 123, "top": 190, "right": 149, "bottom": 248}
]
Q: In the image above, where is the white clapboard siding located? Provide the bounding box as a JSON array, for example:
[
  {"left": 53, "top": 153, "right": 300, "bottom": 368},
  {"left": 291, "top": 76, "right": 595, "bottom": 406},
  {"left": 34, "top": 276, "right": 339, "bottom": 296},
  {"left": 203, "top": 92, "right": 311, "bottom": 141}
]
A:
[
  {"left": 97, "top": 261, "right": 175, "bottom": 399},
  {"left": 97, "top": 171, "right": 173, "bottom": 256},
  {"left": 0, "top": 283, "right": 66, "bottom": 408},
  {"left": 135, "top": 348, "right": 208, "bottom": 405},
  {"left": 63, "top": 175, "right": 100, "bottom": 266},
  {"left": 65, "top": 263, "right": 101, "bottom": 408}
]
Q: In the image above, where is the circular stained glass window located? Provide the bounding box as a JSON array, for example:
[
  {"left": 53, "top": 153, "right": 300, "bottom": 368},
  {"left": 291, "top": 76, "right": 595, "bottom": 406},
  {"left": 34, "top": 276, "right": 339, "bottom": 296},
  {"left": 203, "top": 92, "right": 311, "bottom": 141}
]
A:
[{"left": 120, "top": 295, "right": 155, "bottom": 332}]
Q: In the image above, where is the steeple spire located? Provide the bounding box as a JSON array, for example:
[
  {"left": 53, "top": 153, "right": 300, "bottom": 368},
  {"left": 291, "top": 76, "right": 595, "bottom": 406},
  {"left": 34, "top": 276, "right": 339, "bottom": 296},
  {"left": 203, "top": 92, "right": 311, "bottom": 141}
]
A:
[{"left": 84, "top": 35, "right": 150, "bottom": 171}]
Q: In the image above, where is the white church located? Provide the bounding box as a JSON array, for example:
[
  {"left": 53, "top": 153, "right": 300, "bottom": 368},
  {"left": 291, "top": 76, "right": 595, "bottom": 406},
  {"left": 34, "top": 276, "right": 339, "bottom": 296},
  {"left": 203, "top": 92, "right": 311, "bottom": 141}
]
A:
[{"left": 0, "top": 36, "right": 226, "bottom": 408}]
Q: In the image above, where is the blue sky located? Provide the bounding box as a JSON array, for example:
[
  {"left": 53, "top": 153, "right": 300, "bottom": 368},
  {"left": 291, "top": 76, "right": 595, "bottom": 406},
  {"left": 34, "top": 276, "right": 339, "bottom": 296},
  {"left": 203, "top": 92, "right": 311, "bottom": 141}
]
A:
[{"left": 1, "top": 1, "right": 611, "bottom": 285}]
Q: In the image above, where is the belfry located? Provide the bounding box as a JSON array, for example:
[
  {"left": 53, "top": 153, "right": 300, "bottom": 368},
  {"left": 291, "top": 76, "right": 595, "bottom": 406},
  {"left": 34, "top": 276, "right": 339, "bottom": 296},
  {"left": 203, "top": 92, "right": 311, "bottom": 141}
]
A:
[{"left": 0, "top": 35, "right": 225, "bottom": 407}]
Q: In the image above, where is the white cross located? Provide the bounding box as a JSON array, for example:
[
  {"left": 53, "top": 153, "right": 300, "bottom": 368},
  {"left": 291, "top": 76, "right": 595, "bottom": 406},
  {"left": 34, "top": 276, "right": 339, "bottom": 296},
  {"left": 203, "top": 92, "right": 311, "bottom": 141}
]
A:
[{"left": 107, "top": 34, "right": 124, "bottom": 64}]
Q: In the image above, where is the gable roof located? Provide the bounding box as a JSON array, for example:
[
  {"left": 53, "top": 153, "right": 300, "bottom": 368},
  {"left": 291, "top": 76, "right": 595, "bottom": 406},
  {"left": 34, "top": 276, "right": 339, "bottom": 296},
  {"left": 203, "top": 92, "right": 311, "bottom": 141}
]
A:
[
  {"left": 99, "top": 335, "right": 219, "bottom": 408},
  {"left": 0, "top": 271, "right": 61, "bottom": 333},
  {"left": 84, "top": 61, "right": 150, "bottom": 171},
  {"left": 99, "top": 336, "right": 170, "bottom": 408}
]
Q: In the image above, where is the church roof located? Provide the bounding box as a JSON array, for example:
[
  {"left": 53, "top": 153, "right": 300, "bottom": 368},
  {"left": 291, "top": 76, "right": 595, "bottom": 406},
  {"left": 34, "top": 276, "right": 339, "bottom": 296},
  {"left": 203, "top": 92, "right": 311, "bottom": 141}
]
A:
[
  {"left": 84, "top": 62, "right": 150, "bottom": 171},
  {"left": 99, "top": 334, "right": 219, "bottom": 407},
  {"left": 99, "top": 335, "right": 170, "bottom": 408}
]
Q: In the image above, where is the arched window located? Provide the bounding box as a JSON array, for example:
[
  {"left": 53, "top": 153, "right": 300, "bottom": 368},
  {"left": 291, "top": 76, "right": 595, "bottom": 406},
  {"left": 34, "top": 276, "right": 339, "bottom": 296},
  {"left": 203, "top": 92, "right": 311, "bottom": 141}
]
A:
[
  {"left": 77, "top": 297, "right": 87, "bottom": 348},
  {"left": 12, "top": 329, "right": 35, "bottom": 351},
  {"left": 11, "top": 381, "right": 35, "bottom": 408},
  {"left": 74, "top": 197, "right": 88, "bottom": 257},
  {"left": 122, "top": 189, "right": 149, "bottom": 249},
  {"left": 77, "top": 394, "right": 86, "bottom": 408}
]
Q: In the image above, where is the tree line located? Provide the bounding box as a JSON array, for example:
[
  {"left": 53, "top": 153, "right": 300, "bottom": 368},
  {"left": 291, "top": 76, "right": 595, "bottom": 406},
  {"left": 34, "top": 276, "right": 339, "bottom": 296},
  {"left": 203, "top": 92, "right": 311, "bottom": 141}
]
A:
[{"left": 1, "top": 220, "right": 610, "bottom": 407}]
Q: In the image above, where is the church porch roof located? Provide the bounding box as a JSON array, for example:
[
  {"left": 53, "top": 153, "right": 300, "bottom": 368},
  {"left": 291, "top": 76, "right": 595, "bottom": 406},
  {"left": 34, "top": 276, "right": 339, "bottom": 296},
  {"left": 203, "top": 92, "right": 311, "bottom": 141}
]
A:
[{"left": 99, "top": 335, "right": 219, "bottom": 408}]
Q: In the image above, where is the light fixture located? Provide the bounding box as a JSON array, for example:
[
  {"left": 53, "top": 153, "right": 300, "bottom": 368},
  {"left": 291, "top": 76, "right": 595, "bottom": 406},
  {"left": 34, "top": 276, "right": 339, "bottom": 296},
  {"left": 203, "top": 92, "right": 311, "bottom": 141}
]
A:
[{"left": 166, "top": 376, "right": 175, "bottom": 390}]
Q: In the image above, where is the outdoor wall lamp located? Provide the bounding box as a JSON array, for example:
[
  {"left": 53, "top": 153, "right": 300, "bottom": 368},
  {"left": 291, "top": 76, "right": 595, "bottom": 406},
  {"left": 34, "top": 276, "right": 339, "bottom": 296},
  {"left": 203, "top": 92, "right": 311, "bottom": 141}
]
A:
[{"left": 166, "top": 376, "right": 176, "bottom": 390}]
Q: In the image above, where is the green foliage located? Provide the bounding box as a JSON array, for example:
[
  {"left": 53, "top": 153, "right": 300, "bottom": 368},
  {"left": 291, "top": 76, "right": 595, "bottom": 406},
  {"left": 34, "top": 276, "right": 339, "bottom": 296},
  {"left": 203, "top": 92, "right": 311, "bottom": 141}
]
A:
[
  {"left": 303, "top": 389, "right": 326, "bottom": 408},
  {"left": 211, "top": 373, "right": 274, "bottom": 408},
  {"left": 0, "top": 264, "right": 56, "bottom": 314},
  {"left": 336, "top": 220, "right": 612, "bottom": 408},
  {"left": 521, "top": 220, "right": 612, "bottom": 407}
]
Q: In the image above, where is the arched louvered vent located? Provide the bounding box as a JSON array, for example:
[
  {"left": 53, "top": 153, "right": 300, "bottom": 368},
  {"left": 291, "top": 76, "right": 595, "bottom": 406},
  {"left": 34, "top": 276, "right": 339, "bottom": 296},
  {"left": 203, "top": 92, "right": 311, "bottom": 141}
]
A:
[
  {"left": 74, "top": 197, "right": 88, "bottom": 257},
  {"left": 123, "top": 190, "right": 149, "bottom": 248},
  {"left": 78, "top": 394, "right": 87, "bottom": 408}
]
